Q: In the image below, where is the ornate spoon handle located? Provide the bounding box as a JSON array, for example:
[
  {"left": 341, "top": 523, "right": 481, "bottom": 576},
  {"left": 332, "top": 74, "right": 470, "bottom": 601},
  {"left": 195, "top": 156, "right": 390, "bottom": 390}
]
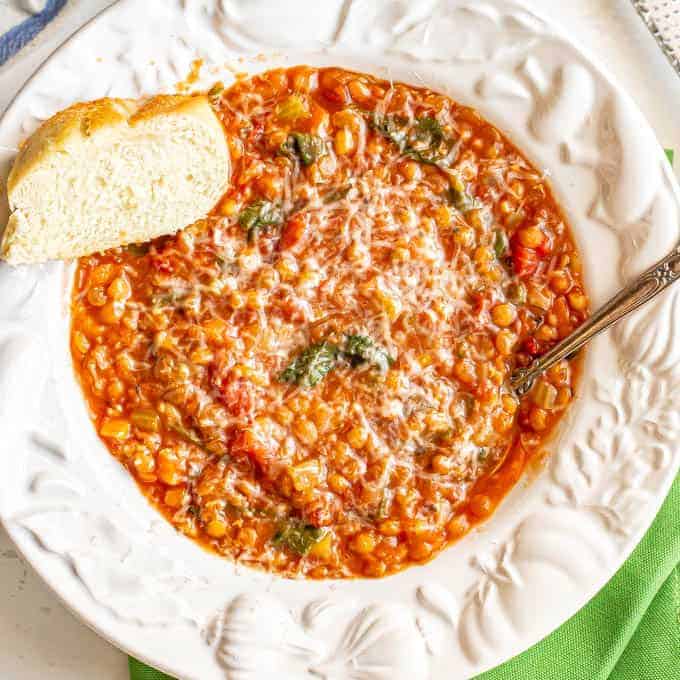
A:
[{"left": 511, "top": 246, "right": 680, "bottom": 395}]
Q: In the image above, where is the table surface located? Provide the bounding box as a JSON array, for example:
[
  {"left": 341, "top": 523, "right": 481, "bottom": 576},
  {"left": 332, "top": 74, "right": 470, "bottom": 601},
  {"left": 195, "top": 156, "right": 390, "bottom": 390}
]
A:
[{"left": 0, "top": 1, "right": 678, "bottom": 678}]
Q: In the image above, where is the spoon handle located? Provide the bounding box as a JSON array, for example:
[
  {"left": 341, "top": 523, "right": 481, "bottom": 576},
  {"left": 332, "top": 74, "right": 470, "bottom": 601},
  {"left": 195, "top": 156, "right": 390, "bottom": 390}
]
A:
[{"left": 511, "top": 245, "right": 680, "bottom": 395}]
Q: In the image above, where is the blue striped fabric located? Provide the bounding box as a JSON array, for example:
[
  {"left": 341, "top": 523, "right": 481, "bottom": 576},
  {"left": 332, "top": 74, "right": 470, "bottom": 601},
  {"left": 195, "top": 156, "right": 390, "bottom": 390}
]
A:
[{"left": 0, "top": 0, "right": 67, "bottom": 66}]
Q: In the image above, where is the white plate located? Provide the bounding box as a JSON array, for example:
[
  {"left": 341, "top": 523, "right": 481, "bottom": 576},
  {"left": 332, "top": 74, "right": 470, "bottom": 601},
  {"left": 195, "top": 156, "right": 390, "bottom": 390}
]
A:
[{"left": 0, "top": 1, "right": 678, "bottom": 678}]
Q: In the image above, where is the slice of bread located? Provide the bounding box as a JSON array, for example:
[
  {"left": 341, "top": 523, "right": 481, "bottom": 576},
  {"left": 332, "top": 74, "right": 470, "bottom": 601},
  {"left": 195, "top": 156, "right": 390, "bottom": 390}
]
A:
[{"left": 1, "top": 94, "right": 229, "bottom": 264}]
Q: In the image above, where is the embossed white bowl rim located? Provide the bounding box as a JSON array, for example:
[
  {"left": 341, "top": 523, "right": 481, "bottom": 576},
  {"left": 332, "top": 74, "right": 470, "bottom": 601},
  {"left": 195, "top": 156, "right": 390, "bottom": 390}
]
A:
[{"left": 0, "top": 1, "right": 678, "bottom": 679}]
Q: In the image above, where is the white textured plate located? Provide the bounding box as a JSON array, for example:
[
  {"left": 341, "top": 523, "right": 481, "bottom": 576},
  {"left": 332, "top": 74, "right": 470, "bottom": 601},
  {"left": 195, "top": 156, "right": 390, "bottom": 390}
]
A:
[{"left": 0, "top": 1, "right": 678, "bottom": 678}]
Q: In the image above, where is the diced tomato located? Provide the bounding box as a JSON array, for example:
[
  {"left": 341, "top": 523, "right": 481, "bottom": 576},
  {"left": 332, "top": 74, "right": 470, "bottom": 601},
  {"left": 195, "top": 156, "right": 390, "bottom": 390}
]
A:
[
  {"left": 535, "top": 233, "right": 553, "bottom": 258},
  {"left": 511, "top": 244, "right": 539, "bottom": 278},
  {"left": 523, "top": 337, "right": 540, "bottom": 355},
  {"left": 468, "top": 289, "right": 488, "bottom": 316},
  {"left": 324, "top": 84, "right": 350, "bottom": 105},
  {"left": 279, "top": 213, "right": 308, "bottom": 251},
  {"left": 473, "top": 295, "right": 488, "bottom": 316},
  {"left": 517, "top": 410, "right": 531, "bottom": 430},
  {"left": 304, "top": 495, "right": 335, "bottom": 527},
  {"left": 231, "top": 429, "right": 270, "bottom": 470},
  {"left": 247, "top": 116, "right": 266, "bottom": 144},
  {"left": 220, "top": 378, "right": 255, "bottom": 417},
  {"left": 209, "top": 358, "right": 255, "bottom": 417}
]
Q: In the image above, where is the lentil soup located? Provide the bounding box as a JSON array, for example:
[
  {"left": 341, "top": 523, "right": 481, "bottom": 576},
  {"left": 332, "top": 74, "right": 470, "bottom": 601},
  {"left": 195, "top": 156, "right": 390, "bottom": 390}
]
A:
[{"left": 70, "top": 67, "right": 588, "bottom": 578}]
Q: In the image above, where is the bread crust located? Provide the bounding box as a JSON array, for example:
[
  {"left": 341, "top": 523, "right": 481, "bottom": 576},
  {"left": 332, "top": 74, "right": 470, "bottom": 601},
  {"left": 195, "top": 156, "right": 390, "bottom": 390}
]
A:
[
  {"left": 2, "top": 94, "right": 229, "bottom": 264},
  {"left": 8, "top": 98, "right": 137, "bottom": 193}
]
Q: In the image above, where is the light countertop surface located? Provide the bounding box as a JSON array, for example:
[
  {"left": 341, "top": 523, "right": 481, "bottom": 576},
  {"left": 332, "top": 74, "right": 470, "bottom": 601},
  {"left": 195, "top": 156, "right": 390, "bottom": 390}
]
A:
[{"left": 0, "top": 1, "right": 678, "bottom": 678}]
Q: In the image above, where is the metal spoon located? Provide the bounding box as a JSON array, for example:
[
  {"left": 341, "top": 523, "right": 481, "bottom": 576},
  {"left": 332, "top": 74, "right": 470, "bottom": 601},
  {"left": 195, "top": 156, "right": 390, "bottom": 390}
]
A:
[{"left": 510, "top": 245, "right": 680, "bottom": 396}]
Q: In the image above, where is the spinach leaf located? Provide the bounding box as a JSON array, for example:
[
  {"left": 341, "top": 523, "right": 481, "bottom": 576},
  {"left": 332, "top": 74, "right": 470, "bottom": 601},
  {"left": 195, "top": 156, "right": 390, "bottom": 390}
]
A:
[
  {"left": 446, "top": 184, "right": 478, "bottom": 213},
  {"left": 493, "top": 229, "right": 509, "bottom": 258},
  {"left": 406, "top": 116, "right": 449, "bottom": 164},
  {"left": 279, "top": 341, "right": 340, "bottom": 388},
  {"left": 151, "top": 290, "right": 187, "bottom": 308},
  {"left": 370, "top": 112, "right": 409, "bottom": 150},
  {"left": 506, "top": 281, "right": 527, "bottom": 305},
  {"left": 272, "top": 520, "right": 327, "bottom": 556},
  {"left": 238, "top": 200, "right": 283, "bottom": 243},
  {"left": 413, "top": 116, "right": 444, "bottom": 145},
  {"left": 169, "top": 422, "right": 203, "bottom": 447},
  {"left": 343, "top": 334, "right": 394, "bottom": 374},
  {"left": 371, "top": 113, "right": 457, "bottom": 167},
  {"left": 323, "top": 184, "right": 351, "bottom": 204},
  {"left": 280, "top": 132, "right": 327, "bottom": 166}
]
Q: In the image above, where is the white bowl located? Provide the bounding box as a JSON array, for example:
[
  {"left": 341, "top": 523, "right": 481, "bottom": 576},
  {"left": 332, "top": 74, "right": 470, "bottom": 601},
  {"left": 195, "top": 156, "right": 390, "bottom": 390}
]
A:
[{"left": 0, "top": 1, "right": 678, "bottom": 678}]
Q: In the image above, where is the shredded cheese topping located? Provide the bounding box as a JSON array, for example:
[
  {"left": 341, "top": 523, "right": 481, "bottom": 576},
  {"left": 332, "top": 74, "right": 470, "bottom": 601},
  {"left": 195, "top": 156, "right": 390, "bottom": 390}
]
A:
[{"left": 70, "top": 67, "right": 588, "bottom": 578}]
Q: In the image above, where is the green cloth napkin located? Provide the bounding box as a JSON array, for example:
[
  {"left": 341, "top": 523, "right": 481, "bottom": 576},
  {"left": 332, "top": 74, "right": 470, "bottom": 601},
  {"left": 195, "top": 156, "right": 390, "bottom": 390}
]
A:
[
  {"left": 129, "top": 474, "right": 679, "bottom": 680},
  {"left": 477, "top": 474, "right": 680, "bottom": 680},
  {"left": 128, "top": 657, "right": 173, "bottom": 680}
]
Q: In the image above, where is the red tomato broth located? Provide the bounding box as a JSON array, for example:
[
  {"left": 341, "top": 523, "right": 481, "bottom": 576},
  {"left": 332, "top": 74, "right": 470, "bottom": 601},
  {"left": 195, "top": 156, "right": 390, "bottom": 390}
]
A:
[{"left": 70, "top": 66, "right": 588, "bottom": 578}]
